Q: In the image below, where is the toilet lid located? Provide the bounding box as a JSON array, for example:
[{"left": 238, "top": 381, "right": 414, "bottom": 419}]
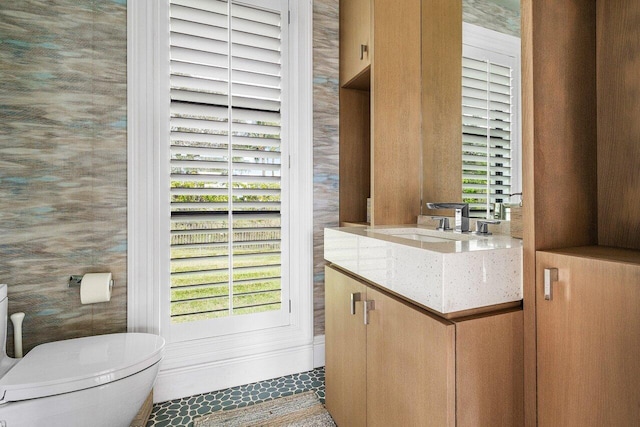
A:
[{"left": 0, "top": 333, "right": 165, "bottom": 402}]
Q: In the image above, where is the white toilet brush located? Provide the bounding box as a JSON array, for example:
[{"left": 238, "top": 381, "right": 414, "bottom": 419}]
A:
[{"left": 10, "top": 312, "right": 25, "bottom": 358}]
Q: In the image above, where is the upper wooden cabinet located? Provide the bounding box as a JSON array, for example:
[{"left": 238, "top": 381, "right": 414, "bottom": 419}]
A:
[{"left": 339, "top": 0, "right": 371, "bottom": 87}]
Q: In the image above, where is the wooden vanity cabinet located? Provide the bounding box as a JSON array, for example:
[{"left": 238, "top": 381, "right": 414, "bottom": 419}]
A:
[
  {"left": 339, "top": 0, "right": 370, "bottom": 86},
  {"left": 325, "top": 266, "right": 524, "bottom": 426}
]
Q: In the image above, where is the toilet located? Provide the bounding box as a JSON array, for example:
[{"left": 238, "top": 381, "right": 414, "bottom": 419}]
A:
[{"left": 0, "top": 284, "right": 165, "bottom": 427}]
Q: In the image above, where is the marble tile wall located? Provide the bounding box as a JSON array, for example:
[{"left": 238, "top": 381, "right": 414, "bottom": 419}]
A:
[
  {"left": 0, "top": 0, "right": 128, "bottom": 354},
  {"left": 312, "top": 0, "right": 339, "bottom": 336},
  {"left": 0, "top": 0, "right": 338, "bottom": 349},
  {"left": 463, "top": 0, "right": 520, "bottom": 37}
]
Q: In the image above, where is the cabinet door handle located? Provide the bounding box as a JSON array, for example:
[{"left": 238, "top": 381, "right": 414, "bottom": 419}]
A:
[
  {"left": 363, "top": 300, "right": 375, "bottom": 325},
  {"left": 350, "top": 292, "right": 361, "bottom": 315},
  {"left": 544, "top": 268, "right": 559, "bottom": 300},
  {"left": 360, "top": 44, "right": 368, "bottom": 60}
]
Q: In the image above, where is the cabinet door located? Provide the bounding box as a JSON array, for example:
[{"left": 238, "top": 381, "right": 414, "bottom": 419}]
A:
[
  {"left": 325, "top": 266, "right": 367, "bottom": 427},
  {"left": 455, "top": 310, "right": 524, "bottom": 427},
  {"left": 340, "top": 0, "right": 370, "bottom": 85},
  {"left": 536, "top": 251, "right": 640, "bottom": 426},
  {"left": 366, "top": 287, "right": 455, "bottom": 427}
]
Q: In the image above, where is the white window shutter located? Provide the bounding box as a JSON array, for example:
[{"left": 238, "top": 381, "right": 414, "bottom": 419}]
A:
[
  {"left": 169, "top": 0, "right": 286, "bottom": 323},
  {"left": 462, "top": 55, "right": 513, "bottom": 218}
]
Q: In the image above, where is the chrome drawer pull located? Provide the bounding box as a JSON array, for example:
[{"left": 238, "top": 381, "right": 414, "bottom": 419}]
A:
[
  {"left": 544, "top": 268, "right": 559, "bottom": 300},
  {"left": 350, "top": 292, "right": 361, "bottom": 315},
  {"left": 364, "top": 300, "right": 375, "bottom": 325}
]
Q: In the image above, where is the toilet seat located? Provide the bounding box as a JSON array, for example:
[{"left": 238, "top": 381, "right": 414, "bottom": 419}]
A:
[{"left": 0, "top": 333, "right": 164, "bottom": 403}]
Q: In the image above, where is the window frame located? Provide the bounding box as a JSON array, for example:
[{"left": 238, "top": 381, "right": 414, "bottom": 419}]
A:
[{"left": 127, "top": 0, "right": 313, "bottom": 395}]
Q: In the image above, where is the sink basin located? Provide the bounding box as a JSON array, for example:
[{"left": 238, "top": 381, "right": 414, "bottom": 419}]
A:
[
  {"left": 390, "top": 233, "right": 453, "bottom": 243},
  {"left": 373, "top": 227, "right": 478, "bottom": 242},
  {"left": 324, "top": 225, "right": 522, "bottom": 314}
]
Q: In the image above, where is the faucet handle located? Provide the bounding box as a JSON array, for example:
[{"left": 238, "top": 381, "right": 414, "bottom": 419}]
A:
[
  {"left": 427, "top": 203, "right": 470, "bottom": 232},
  {"left": 431, "top": 216, "right": 451, "bottom": 231},
  {"left": 474, "top": 220, "right": 501, "bottom": 235}
]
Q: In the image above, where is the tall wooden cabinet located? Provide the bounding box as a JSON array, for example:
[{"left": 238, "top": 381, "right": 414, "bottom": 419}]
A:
[
  {"left": 325, "top": 266, "right": 524, "bottom": 426},
  {"left": 338, "top": 0, "right": 422, "bottom": 226},
  {"left": 338, "top": 0, "right": 464, "bottom": 226},
  {"left": 522, "top": 0, "right": 640, "bottom": 425}
]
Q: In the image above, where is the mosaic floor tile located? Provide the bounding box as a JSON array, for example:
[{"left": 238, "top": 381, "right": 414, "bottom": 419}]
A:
[{"left": 146, "top": 367, "right": 326, "bottom": 427}]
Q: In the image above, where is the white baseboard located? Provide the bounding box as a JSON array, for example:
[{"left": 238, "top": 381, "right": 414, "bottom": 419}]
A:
[
  {"left": 154, "top": 343, "right": 315, "bottom": 403},
  {"left": 313, "top": 335, "right": 325, "bottom": 368}
]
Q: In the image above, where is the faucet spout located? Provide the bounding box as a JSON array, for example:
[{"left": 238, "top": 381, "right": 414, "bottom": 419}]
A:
[{"left": 426, "top": 203, "right": 470, "bottom": 232}]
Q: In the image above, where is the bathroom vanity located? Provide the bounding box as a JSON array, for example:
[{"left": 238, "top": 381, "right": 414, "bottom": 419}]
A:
[
  {"left": 324, "top": 226, "right": 524, "bottom": 426},
  {"left": 333, "top": 0, "right": 525, "bottom": 423},
  {"left": 336, "top": 0, "right": 640, "bottom": 423}
]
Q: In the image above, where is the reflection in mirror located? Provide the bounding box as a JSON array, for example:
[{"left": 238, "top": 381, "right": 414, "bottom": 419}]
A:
[{"left": 461, "top": 0, "right": 521, "bottom": 219}]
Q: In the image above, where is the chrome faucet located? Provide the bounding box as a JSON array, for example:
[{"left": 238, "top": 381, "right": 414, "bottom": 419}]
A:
[{"left": 426, "top": 203, "right": 470, "bottom": 232}]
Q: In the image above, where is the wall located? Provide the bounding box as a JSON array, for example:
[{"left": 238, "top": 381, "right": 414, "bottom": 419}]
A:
[
  {"left": 0, "top": 0, "right": 127, "bottom": 354},
  {"left": 312, "top": 0, "right": 340, "bottom": 336},
  {"left": 463, "top": 0, "right": 520, "bottom": 37},
  {"left": 0, "top": 0, "right": 339, "bottom": 347}
]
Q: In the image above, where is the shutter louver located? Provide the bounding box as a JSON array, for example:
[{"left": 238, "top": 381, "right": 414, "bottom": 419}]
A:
[
  {"left": 462, "top": 56, "right": 513, "bottom": 218},
  {"left": 169, "top": 0, "right": 284, "bottom": 323}
]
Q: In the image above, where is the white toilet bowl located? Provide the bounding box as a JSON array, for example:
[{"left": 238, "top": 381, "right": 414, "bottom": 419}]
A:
[{"left": 0, "top": 285, "right": 165, "bottom": 427}]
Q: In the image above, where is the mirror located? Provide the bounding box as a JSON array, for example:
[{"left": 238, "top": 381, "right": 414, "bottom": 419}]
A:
[
  {"left": 461, "top": 0, "right": 521, "bottom": 219},
  {"left": 421, "top": 0, "right": 521, "bottom": 221}
]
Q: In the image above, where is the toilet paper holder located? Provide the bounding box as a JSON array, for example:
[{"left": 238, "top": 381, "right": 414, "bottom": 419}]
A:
[{"left": 68, "top": 275, "right": 115, "bottom": 288}]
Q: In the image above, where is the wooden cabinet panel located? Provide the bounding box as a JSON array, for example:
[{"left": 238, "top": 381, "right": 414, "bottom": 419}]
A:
[
  {"left": 596, "top": 1, "right": 640, "bottom": 250},
  {"left": 339, "top": 88, "right": 370, "bottom": 224},
  {"left": 421, "top": 0, "right": 462, "bottom": 210},
  {"left": 366, "top": 287, "right": 455, "bottom": 427},
  {"left": 455, "top": 311, "right": 524, "bottom": 427},
  {"left": 325, "top": 266, "right": 367, "bottom": 427},
  {"left": 536, "top": 249, "right": 640, "bottom": 426},
  {"left": 370, "top": 0, "right": 421, "bottom": 226},
  {"left": 340, "top": 0, "right": 370, "bottom": 86}
]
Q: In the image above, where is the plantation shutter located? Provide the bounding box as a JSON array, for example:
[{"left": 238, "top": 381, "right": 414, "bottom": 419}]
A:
[
  {"left": 462, "top": 56, "right": 513, "bottom": 218},
  {"left": 169, "top": 0, "right": 286, "bottom": 324}
]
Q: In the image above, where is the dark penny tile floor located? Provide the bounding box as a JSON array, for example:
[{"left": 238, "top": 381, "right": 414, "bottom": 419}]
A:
[{"left": 146, "top": 367, "right": 326, "bottom": 426}]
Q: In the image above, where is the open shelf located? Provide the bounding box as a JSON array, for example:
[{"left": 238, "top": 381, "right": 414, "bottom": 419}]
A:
[{"left": 543, "top": 246, "right": 640, "bottom": 266}]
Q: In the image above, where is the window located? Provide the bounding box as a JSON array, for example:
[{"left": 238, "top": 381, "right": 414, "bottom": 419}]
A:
[
  {"left": 168, "top": 0, "right": 291, "bottom": 339},
  {"left": 128, "top": 0, "right": 312, "bottom": 397},
  {"left": 462, "top": 23, "right": 521, "bottom": 219}
]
